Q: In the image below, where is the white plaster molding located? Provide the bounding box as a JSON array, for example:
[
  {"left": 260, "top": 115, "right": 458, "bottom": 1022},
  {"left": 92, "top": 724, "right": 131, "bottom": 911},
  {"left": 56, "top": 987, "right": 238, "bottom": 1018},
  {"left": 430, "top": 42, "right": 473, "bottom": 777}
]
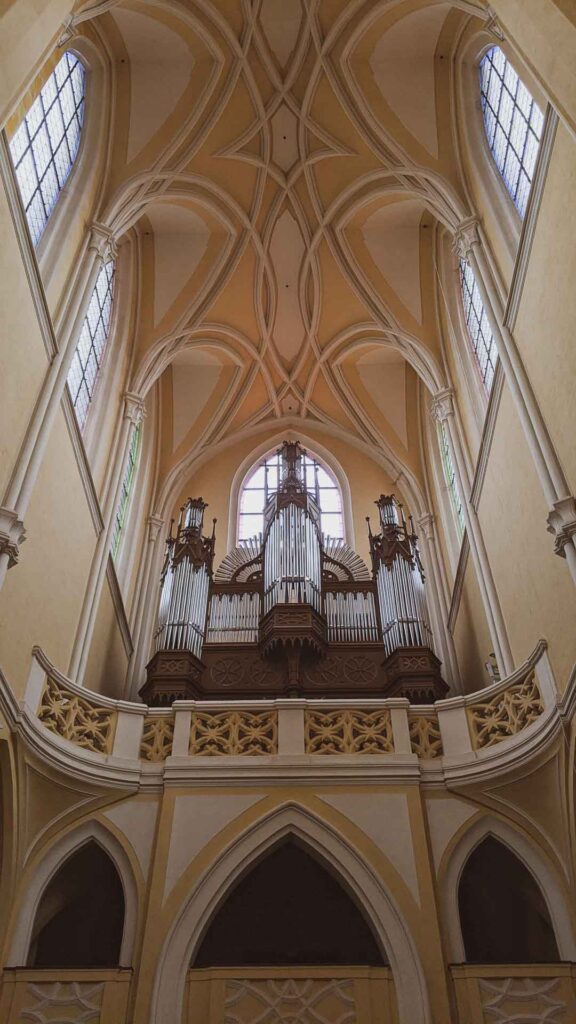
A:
[
  {"left": 452, "top": 216, "right": 481, "bottom": 263},
  {"left": 446, "top": 533, "right": 470, "bottom": 635},
  {"left": 105, "top": 558, "right": 134, "bottom": 658},
  {"left": 6, "top": 820, "right": 139, "bottom": 968},
  {"left": 150, "top": 803, "right": 432, "bottom": 1024},
  {"left": 469, "top": 360, "right": 505, "bottom": 511},
  {"left": 88, "top": 221, "right": 117, "bottom": 264},
  {"left": 504, "top": 107, "right": 559, "bottom": 331},
  {"left": 61, "top": 389, "right": 104, "bottom": 534},
  {"left": 440, "top": 815, "right": 576, "bottom": 963},
  {"left": 103, "top": 799, "right": 158, "bottom": 879},
  {"left": 0, "top": 132, "right": 57, "bottom": 361}
]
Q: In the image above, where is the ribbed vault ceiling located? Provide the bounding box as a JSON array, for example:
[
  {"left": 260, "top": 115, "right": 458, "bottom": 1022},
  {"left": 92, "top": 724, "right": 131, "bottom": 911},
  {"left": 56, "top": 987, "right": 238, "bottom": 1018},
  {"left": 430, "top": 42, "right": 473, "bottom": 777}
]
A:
[{"left": 90, "top": 0, "right": 485, "bottom": 497}]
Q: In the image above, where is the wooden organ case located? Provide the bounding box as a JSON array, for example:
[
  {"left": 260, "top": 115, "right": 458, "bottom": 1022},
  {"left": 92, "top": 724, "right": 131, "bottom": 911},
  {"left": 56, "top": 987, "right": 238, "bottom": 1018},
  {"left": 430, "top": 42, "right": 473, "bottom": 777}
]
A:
[{"left": 142, "top": 442, "right": 447, "bottom": 705}]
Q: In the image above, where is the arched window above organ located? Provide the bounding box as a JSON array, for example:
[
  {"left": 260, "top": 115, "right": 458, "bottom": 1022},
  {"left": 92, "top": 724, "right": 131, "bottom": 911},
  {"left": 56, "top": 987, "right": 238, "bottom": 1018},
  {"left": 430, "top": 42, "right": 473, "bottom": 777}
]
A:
[
  {"left": 9, "top": 51, "right": 86, "bottom": 246},
  {"left": 238, "top": 448, "right": 344, "bottom": 542},
  {"left": 459, "top": 259, "right": 497, "bottom": 394},
  {"left": 479, "top": 46, "right": 544, "bottom": 218},
  {"left": 67, "top": 259, "right": 116, "bottom": 429}
]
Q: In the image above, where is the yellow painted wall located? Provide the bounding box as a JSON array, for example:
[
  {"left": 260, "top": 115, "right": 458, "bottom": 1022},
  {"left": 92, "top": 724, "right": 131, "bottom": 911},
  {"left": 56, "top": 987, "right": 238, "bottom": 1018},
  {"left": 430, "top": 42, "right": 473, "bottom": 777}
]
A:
[
  {"left": 83, "top": 569, "right": 129, "bottom": 699},
  {"left": 452, "top": 554, "right": 493, "bottom": 693},
  {"left": 512, "top": 123, "right": 576, "bottom": 496},
  {"left": 478, "top": 384, "right": 576, "bottom": 688},
  {"left": 0, "top": 409, "right": 96, "bottom": 695}
]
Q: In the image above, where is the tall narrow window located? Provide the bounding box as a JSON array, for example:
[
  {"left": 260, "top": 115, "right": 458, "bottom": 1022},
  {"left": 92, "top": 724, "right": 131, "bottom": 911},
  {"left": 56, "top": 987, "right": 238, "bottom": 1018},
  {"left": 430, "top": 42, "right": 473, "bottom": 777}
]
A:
[
  {"left": 9, "top": 51, "right": 85, "bottom": 245},
  {"left": 459, "top": 259, "right": 497, "bottom": 393},
  {"left": 111, "top": 423, "right": 141, "bottom": 560},
  {"left": 479, "top": 46, "right": 544, "bottom": 217},
  {"left": 67, "top": 260, "right": 115, "bottom": 429},
  {"left": 439, "top": 422, "right": 464, "bottom": 536},
  {"left": 239, "top": 451, "right": 343, "bottom": 541}
]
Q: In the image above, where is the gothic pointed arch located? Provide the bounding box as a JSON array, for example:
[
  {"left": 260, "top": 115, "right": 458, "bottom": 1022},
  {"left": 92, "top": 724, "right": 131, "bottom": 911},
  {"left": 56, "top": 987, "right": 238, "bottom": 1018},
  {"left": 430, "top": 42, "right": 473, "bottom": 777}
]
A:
[{"left": 150, "top": 803, "right": 431, "bottom": 1024}]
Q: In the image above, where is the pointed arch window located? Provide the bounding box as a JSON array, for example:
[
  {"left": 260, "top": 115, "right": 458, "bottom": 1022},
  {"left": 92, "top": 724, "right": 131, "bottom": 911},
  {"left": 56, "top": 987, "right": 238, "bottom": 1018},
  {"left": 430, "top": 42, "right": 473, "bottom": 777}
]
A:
[
  {"left": 439, "top": 422, "right": 464, "bottom": 537},
  {"left": 459, "top": 259, "right": 497, "bottom": 393},
  {"left": 479, "top": 46, "right": 544, "bottom": 218},
  {"left": 239, "top": 451, "right": 343, "bottom": 541},
  {"left": 111, "top": 423, "right": 141, "bottom": 560},
  {"left": 67, "top": 260, "right": 116, "bottom": 429},
  {"left": 9, "top": 51, "right": 86, "bottom": 246}
]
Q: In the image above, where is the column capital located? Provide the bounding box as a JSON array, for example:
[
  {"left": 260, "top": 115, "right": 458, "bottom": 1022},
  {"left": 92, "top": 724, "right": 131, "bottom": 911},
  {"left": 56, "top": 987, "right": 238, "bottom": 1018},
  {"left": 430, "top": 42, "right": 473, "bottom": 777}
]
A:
[
  {"left": 88, "top": 222, "right": 117, "bottom": 263},
  {"left": 430, "top": 387, "right": 455, "bottom": 423},
  {"left": 58, "top": 14, "right": 76, "bottom": 45},
  {"left": 416, "top": 512, "right": 435, "bottom": 541},
  {"left": 547, "top": 496, "right": 576, "bottom": 557},
  {"left": 453, "top": 217, "right": 481, "bottom": 262},
  {"left": 147, "top": 514, "right": 165, "bottom": 543},
  {"left": 123, "top": 392, "right": 146, "bottom": 426},
  {"left": 0, "top": 507, "right": 26, "bottom": 569}
]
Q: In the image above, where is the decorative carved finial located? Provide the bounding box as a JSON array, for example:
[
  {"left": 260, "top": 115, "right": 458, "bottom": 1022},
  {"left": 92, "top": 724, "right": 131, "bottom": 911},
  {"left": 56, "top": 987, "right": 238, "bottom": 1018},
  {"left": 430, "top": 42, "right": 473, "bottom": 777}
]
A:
[{"left": 368, "top": 495, "right": 425, "bottom": 580}]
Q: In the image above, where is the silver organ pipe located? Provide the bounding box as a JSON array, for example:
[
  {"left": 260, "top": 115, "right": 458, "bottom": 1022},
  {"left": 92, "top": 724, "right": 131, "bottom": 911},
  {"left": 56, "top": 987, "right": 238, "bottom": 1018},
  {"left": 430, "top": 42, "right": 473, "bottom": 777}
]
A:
[
  {"left": 368, "top": 494, "right": 434, "bottom": 656},
  {"left": 325, "top": 590, "right": 379, "bottom": 643},
  {"left": 153, "top": 499, "right": 216, "bottom": 658},
  {"left": 206, "top": 591, "right": 260, "bottom": 643}
]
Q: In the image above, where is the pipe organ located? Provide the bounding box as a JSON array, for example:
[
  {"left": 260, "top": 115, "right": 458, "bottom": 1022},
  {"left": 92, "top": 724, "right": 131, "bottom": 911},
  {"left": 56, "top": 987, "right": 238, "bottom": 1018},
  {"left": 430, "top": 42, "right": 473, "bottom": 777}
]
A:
[{"left": 142, "top": 442, "right": 447, "bottom": 705}]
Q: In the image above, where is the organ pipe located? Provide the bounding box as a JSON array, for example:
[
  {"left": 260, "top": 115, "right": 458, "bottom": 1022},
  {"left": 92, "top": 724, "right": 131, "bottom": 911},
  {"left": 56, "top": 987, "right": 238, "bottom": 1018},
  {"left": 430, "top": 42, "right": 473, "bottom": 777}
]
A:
[
  {"left": 154, "top": 498, "right": 216, "bottom": 658},
  {"left": 368, "top": 495, "right": 434, "bottom": 656}
]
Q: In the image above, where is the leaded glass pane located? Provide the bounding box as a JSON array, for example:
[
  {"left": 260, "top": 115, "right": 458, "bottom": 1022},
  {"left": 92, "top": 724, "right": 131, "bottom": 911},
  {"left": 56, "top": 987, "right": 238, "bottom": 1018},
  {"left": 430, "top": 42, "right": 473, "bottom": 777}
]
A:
[
  {"left": 238, "top": 452, "right": 344, "bottom": 542},
  {"left": 479, "top": 46, "right": 543, "bottom": 217},
  {"left": 459, "top": 260, "right": 497, "bottom": 394},
  {"left": 67, "top": 261, "right": 116, "bottom": 429},
  {"left": 439, "top": 423, "right": 464, "bottom": 537},
  {"left": 9, "top": 51, "right": 85, "bottom": 246},
  {"left": 111, "top": 424, "right": 141, "bottom": 560}
]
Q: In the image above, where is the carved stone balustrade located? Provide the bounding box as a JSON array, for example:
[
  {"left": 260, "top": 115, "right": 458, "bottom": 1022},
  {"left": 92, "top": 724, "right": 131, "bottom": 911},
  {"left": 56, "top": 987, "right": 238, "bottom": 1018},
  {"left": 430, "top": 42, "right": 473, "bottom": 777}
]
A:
[
  {"left": 0, "top": 969, "right": 132, "bottom": 1024},
  {"left": 450, "top": 964, "right": 576, "bottom": 1024},
  {"left": 13, "top": 639, "right": 559, "bottom": 783}
]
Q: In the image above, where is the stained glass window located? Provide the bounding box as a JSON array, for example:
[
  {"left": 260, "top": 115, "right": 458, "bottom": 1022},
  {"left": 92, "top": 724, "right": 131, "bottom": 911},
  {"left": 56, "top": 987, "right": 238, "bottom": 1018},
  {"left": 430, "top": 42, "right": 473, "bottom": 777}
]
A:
[
  {"left": 67, "top": 260, "right": 115, "bottom": 429},
  {"left": 239, "top": 452, "right": 343, "bottom": 541},
  {"left": 460, "top": 259, "right": 497, "bottom": 392},
  {"left": 479, "top": 46, "right": 544, "bottom": 217},
  {"left": 10, "top": 51, "right": 85, "bottom": 245},
  {"left": 111, "top": 424, "right": 141, "bottom": 560},
  {"left": 439, "top": 422, "right": 464, "bottom": 536}
]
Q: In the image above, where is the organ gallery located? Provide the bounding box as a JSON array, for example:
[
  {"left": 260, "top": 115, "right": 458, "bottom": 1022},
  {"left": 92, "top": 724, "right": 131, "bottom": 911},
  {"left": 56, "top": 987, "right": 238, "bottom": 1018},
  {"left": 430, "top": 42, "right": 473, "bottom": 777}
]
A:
[{"left": 1, "top": 2, "right": 576, "bottom": 1023}]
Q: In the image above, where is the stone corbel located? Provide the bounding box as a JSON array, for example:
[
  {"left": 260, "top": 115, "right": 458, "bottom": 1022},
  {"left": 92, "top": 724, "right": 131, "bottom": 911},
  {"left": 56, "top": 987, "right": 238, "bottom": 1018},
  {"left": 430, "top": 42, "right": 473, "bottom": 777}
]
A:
[
  {"left": 123, "top": 392, "right": 146, "bottom": 426},
  {"left": 416, "top": 512, "right": 435, "bottom": 542},
  {"left": 147, "top": 514, "right": 165, "bottom": 544},
  {"left": 58, "top": 14, "right": 76, "bottom": 46},
  {"left": 430, "top": 387, "right": 455, "bottom": 424},
  {"left": 546, "top": 496, "right": 576, "bottom": 558},
  {"left": 0, "top": 507, "right": 26, "bottom": 569},
  {"left": 453, "top": 217, "right": 480, "bottom": 263},
  {"left": 88, "top": 222, "right": 117, "bottom": 264}
]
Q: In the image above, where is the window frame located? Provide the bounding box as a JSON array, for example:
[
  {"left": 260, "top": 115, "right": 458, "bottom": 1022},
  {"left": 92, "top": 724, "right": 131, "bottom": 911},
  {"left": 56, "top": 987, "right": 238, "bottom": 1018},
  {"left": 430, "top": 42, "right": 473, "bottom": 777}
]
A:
[
  {"left": 479, "top": 44, "right": 545, "bottom": 220},
  {"left": 458, "top": 257, "right": 498, "bottom": 396},
  {"left": 9, "top": 50, "right": 86, "bottom": 248},
  {"left": 111, "top": 422, "right": 142, "bottom": 561},
  {"left": 237, "top": 448, "right": 345, "bottom": 544},
  {"left": 67, "top": 258, "right": 116, "bottom": 431}
]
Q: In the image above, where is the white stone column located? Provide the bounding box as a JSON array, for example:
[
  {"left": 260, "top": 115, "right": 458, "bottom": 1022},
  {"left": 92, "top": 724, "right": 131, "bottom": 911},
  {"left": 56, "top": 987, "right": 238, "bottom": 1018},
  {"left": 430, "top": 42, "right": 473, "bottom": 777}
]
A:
[
  {"left": 417, "top": 512, "right": 463, "bottom": 693},
  {"left": 431, "top": 388, "right": 514, "bottom": 677},
  {"left": 68, "top": 392, "right": 145, "bottom": 684},
  {"left": 124, "top": 513, "right": 165, "bottom": 699},
  {"left": 455, "top": 218, "right": 576, "bottom": 585},
  {"left": 0, "top": 224, "right": 115, "bottom": 588}
]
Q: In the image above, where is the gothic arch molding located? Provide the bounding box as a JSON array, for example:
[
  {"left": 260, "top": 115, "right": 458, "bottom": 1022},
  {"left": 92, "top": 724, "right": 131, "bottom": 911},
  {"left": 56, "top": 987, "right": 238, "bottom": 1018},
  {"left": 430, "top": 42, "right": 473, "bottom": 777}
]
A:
[
  {"left": 440, "top": 814, "right": 576, "bottom": 963},
  {"left": 6, "top": 819, "right": 139, "bottom": 968},
  {"left": 150, "top": 803, "right": 432, "bottom": 1024}
]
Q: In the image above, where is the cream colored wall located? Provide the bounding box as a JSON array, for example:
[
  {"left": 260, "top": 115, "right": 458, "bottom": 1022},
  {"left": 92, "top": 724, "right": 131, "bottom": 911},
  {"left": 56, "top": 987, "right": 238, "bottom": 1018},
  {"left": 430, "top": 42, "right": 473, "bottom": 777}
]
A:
[
  {"left": 452, "top": 556, "right": 493, "bottom": 693},
  {"left": 171, "top": 428, "right": 399, "bottom": 571},
  {"left": 0, "top": 177, "right": 49, "bottom": 501},
  {"left": 0, "top": 0, "right": 72, "bottom": 127},
  {"left": 512, "top": 123, "right": 576, "bottom": 497},
  {"left": 477, "top": 384, "right": 576, "bottom": 687},
  {"left": 83, "top": 571, "right": 129, "bottom": 699},
  {"left": 0, "top": 409, "right": 96, "bottom": 696}
]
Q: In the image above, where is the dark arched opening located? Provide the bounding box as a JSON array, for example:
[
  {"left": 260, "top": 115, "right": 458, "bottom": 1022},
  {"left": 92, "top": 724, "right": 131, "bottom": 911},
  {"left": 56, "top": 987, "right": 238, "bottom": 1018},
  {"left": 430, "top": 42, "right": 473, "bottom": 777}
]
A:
[
  {"left": 28, "top": 841, "right": 125, "bottom": 967},
  {"left": 458, "top": 836, "right": 560, "bottom": 963},
  {"left": 193, "top": 840, "right": 386, "bottom": 967}
]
